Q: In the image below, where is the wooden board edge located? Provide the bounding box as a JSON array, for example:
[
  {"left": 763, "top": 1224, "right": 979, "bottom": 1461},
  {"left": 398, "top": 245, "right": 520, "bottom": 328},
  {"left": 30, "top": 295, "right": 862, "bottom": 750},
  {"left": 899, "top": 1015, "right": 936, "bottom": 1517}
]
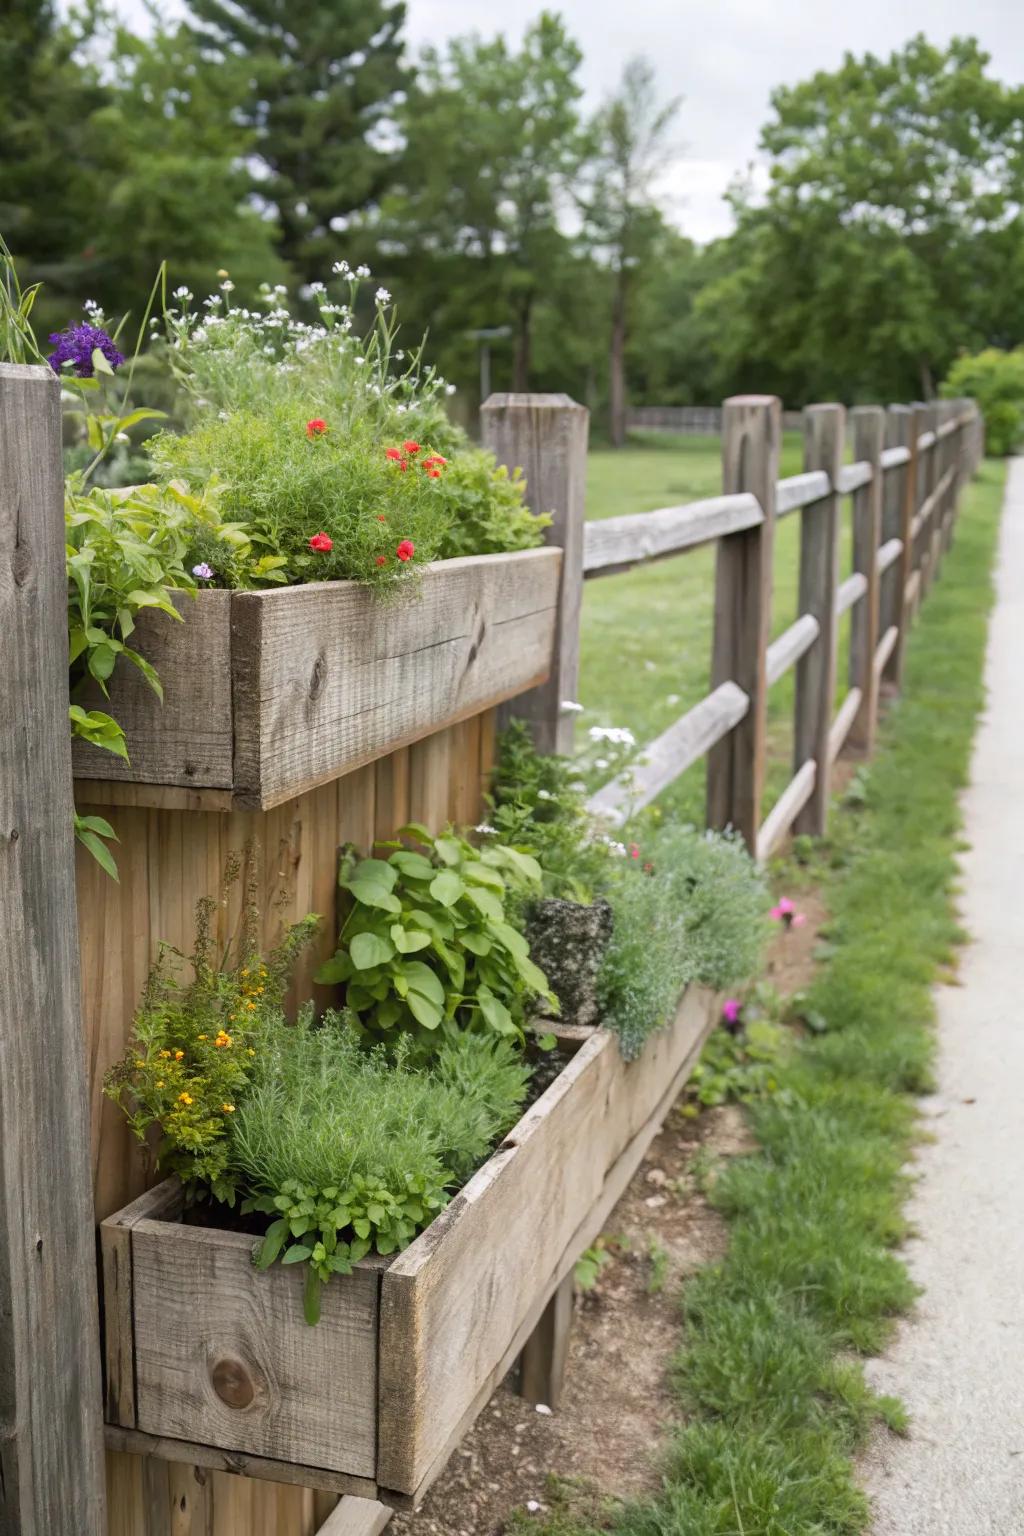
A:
[
  {"left": 103, "top": 1425, "right": 381, "bottom": 1501},
  {"left": 73, "top": 781, "right": 236, "bottom": 813},
  {"left": 100, "top": 1181, "right": 185, "bottom": 1429},
  {"left": 395, "top": 984, "right": 719, "bottom": 1505}
]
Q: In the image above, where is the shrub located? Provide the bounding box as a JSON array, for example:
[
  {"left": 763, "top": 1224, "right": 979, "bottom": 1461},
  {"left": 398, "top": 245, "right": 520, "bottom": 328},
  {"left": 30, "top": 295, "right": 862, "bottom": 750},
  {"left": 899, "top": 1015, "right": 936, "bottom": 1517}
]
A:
[
  {"left": 235, "top": 1014, "right": 529, "bottom": 1322},
  {"left": 942, "top": 346, "right": 1024, "bottom": 455},
  {"left": 316, "top": 825, "right": 557, "bottom": 1059}
]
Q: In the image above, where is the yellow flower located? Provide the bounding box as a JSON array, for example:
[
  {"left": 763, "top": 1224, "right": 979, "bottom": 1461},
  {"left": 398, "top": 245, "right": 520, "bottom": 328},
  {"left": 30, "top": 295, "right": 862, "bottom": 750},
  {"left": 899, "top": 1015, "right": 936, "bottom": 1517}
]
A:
[
  {"left": 241, "top": 967, "right": 249, "bottom": 977},
  {"left": 197, "top": 1033, "right": 207, "bottom": 1041},
  {"left": 255, "top": 986, "right": 264, "bottom": 995},
  {"left": 178, "top": 1092, "right": 193, "bottom": 1105},
  {"left": 174, "top": 1050, "right": 185, "bottom": 1061},
  {"left": 221, "top": 1103, "right": 235, "bottom": 1114},
  {"left": 155, "top": 1080, "right": 165, "bottom": 1089},
  {"left": 259, "top": 967, "right": 268, "bottom": 978},
  {"left": 247, "top": 1047, "right": 256, "bottom": 1056},
  {"left": 246, "top": 1001, "right": 256, "bottom": 1011},
  {"left": 135, "top": 1057, "right": 145, "bottom": 1067},
  {"left": 159, "top": 1049, "right": 171, "bottom": 1059}
]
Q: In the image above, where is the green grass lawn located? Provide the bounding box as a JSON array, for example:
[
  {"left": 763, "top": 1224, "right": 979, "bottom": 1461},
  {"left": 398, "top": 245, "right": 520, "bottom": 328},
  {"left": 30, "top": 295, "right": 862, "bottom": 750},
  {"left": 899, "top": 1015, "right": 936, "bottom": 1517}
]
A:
[
  {"left": 521, "top": 456, "right": 1008, "bottom": 1535},
  {"left": 577, "top": 432, "right": 856, "bottom": 824}
]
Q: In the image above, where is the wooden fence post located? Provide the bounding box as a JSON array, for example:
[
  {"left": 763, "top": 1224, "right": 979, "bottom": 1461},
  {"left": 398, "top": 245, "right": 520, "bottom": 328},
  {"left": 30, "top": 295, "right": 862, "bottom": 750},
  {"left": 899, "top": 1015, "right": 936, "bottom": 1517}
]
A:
[
  {"left": 909, "top": 403, "right": 930, "bottom": 616},
  {"left": 706, "top": 395, "right": 780, "bottom": 849},
  {"left": 918, "top": 401, "right": 940, "bottom": 598},
  {"left": 0, "top": 364, "right": 106, "bottom": 1532},
  {"left": 847, "top": 405, "right": 885, "bottom": 755},
  {"left": 481, "top": 393, "right": 589, "bottom": 755},
  {"left": 881, "top": 404, "right": 912, "bottom": 689},
  {"left": 793, "top": 403, "right": 844, "bottom": 836}
]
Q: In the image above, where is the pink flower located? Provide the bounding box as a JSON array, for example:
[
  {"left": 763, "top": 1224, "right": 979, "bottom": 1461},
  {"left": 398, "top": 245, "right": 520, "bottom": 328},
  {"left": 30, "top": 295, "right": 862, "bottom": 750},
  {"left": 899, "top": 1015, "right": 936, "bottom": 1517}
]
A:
[
  {"left": 770, "top": 897, "right": 805, "bottom": 931},
  {"left": 722, "top": 998, "right": 742, "bottom": 1026},
  {"left": 628, "top": 843, "right": 640, "bottom": 860}
]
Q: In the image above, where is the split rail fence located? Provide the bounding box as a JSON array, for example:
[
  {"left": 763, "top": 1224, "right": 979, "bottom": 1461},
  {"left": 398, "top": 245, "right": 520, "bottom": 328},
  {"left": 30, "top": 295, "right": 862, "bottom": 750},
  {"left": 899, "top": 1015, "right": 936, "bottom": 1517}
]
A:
[{"left": 0, "top": 372, "right": 983, "bottom": 1536}]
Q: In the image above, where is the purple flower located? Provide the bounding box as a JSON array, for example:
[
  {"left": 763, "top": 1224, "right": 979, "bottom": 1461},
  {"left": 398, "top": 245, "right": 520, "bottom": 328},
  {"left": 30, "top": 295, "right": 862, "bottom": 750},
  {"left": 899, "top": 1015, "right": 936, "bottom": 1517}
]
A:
[
  {"left": 192, "top": 562, "right": 214, "bottom": 581},
  {"left": 722, "top": 998, "right": 742, "bottom": 1027},
  {"left": 47, "top": 323, "right": 125, "bottom": 379}
]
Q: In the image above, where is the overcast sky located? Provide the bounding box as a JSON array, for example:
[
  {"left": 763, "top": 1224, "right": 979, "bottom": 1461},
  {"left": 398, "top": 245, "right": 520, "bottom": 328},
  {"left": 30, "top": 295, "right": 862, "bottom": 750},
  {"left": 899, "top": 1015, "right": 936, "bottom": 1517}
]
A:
[{"left": 118, "top": 0, "right": 1024, "bottom": 242}]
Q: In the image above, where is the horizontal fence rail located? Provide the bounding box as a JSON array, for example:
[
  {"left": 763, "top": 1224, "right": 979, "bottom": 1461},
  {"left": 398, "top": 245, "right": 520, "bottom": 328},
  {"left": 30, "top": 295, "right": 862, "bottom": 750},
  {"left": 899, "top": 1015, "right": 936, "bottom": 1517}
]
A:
[{"left": 563, "top": 395, "right": 984, "bottom": 855}]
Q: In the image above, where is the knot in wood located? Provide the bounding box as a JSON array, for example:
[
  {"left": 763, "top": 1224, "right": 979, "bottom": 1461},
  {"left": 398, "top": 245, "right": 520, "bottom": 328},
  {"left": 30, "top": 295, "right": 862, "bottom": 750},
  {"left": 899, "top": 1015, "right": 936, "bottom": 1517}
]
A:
[
  {"left": 210, "top": 1355, "right": 257, "bottom": 1410},
  {"left": 308, "top": 653, "right": 328, "bottom": 702},
  {"left": 10, "top": 542, "right": 32, "bottom": 587}
]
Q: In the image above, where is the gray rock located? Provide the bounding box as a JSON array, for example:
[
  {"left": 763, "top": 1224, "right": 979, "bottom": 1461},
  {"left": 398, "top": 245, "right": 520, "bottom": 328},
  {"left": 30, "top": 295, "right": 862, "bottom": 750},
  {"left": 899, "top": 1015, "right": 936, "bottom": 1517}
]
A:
[{"left": 526, "top": 897, "right": 614, "bottom": 1027}]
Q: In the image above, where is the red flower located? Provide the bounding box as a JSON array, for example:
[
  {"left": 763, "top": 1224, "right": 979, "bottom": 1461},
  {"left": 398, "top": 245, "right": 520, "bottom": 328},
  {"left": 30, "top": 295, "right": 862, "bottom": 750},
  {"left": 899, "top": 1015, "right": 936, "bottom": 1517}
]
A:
[
  {"left": 375, "top": 555, "right": 387, "bottom": 567},
  {"left": 385, "top": 446, "right": 403, "bottom": 462},
  {"left": 377, "top": 514, "right": 387, "bottom": 522},
  {"left": 402, "top": 440, "right": 421, "bottom": 455},
  {"left": 396, "top": 539, "right": 415, "bottom": 562},
  {"left": 308, "top": 532, "right": 333, "bottom": 553},
  {"left": 426, "top": 468, "right": 441, "bottom": 479},
  {"left": 306, "top": 418, "right": 328, "bottom": 439},
  {"left": 423, "top": 454, "right": 448, "bottom": 469}
]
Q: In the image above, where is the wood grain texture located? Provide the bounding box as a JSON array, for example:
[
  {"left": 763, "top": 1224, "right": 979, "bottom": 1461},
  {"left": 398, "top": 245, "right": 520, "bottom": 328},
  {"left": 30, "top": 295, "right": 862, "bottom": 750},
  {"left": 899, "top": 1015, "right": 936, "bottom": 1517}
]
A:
[
  {"left": 835, "top": 459, "right": 873, "bottom": 495},
  {"left": 105, "top": 1430, "right": 378, "bottom": 1502},
  {"left": 129, "top": 1216, "right": 379, "bottom": 1475},
  {"left": 72, "top": 591, "right": 234, "bottom": 790},
  {"left": 756, "top": 759, "right": 817, "bottom": 863},
  {"left": 706, "top": 396, "right": 780, "bottom": 847},
  {"left": 482, "top": 394, "right": 589, "bottom": 755},
  {"left": 847, "top": 407, "right": 885, "bottom": 755},
  {"left": 376, "top": 986, "right": 719, "bottom": 1496},
  {"left": 231, "top": 552, "right": 560, "bottom": 808},
  {"left": 774, "top": 470, "right": 830, "bottom": 517},
  {"left": 582, "top": 492, "right": 762, "bottom": 575},
  {"left": 587, "top": 682, "right": 749, "bottom": 827},
  {"left": 316, "top": 1496, "right": 392, "bottom": 1536},
  {"left": 0, "top": 362, "right": 107, "bottom": 1534},
  {"left": 793, "top": 403, "right": 844, "bottom": 836},
  {"left": 765, "top": 614, "right": 820, "bottom": 688}
]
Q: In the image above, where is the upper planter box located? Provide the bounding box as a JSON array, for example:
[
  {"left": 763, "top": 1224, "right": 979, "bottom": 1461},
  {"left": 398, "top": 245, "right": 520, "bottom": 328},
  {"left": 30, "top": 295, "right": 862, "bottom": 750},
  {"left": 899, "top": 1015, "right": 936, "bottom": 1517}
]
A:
[{"left": 71, "top": 549, "right": 561, "bottom": 811}]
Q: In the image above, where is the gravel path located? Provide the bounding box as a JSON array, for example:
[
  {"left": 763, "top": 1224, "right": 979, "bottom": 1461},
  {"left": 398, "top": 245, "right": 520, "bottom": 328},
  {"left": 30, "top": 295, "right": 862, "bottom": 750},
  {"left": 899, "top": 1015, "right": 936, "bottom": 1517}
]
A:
[{"left": 861, "top": 460, "right": 1024, "bottom": 1534}]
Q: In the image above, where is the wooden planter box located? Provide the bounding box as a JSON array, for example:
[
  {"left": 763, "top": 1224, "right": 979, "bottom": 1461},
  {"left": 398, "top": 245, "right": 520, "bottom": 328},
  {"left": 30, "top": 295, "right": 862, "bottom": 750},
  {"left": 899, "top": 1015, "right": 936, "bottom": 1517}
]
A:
[
  {"left": 101, "top": 984, "right": 718, "bottom": 1505},
  {"left": 72, "top": 549, "right": 561, "bottom": 811}
]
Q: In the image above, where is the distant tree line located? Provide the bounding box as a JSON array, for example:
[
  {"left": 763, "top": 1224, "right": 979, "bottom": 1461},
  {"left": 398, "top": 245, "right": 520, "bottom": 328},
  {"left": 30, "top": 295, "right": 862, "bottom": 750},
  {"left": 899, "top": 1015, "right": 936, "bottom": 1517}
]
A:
[{"left": 3, "top": 8, "right": 1024, "bottom": 434}]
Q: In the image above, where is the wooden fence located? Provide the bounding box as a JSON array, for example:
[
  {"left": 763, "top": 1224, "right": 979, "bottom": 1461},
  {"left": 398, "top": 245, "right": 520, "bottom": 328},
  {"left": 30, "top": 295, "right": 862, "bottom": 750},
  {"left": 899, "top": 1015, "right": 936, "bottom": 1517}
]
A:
[
  {"left": 496, "top": 393, "right": 983, "bottom": 858},
  {"left": 0, "top": 373, "right": 983, "bottom": 1536},
  {"left": 627, "top": 403, "right": 805, "bottom": 435}
]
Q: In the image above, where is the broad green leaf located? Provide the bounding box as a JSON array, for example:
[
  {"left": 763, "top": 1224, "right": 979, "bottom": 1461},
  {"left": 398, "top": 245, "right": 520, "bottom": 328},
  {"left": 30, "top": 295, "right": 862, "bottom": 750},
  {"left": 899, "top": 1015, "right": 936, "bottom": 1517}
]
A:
[
  {"left": 390, "top": 924, "right": 431, "bottom": 954},
  {"left": 490, "top": 920, "right": 529, "bottom": 959},
  {"left": 350, "top": 931, "right": 395, "bottom": 970},
  {"left": 466, "top": 886, "right": 504, "bottom": 922},
  {"left": 406, "top": 990, "right": 443, "bottom": 1029},
  {"left": 476, "top": 984, "right": 515, "bottom": 1036},
  {"left": 460, "top": 929, "right": 492, "bottom": 957},
  {"left": 75, "top": 827, "right": 120, "bottom": 881},
  {"left": 429, "top": 869, "right": 465, "bottom": 907},
  {"left": 434, "top": 835, "right": 464, "bottom": 866},
  {"left": 389, "top": 851, "right": 435, "bottom": 880},
  {"left": 344, "top": 878, "right": 401, "bottom": 913},
  {"left": 254, "top": 1218, "right": 289, "bottom": 1270},
  {"left": 400, "top": 960, "right": 445, "bottom": 1007}
]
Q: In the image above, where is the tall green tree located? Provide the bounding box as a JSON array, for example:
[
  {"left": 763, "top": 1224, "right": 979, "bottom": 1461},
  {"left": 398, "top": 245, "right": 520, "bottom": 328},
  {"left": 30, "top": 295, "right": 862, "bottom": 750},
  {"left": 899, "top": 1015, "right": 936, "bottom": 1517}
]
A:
[
  {"left": 582, "top": 58, "right": 681, "bottom": 445},
  {"left": 697, "top": 35, "right": 1024, "bottom": 405},
  {"left": 383, "top": 12, "right": 586, "bottom": 394},
  {"left": 185, "top": 0, "right": 408, "bottom": 283}
]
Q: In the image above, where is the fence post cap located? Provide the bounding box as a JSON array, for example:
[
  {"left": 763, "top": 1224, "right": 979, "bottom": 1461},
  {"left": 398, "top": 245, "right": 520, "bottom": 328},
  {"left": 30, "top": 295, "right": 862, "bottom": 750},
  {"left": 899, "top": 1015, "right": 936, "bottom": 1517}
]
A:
[{"left": 481, "top": 392, "right": 586, "bottom": 415}]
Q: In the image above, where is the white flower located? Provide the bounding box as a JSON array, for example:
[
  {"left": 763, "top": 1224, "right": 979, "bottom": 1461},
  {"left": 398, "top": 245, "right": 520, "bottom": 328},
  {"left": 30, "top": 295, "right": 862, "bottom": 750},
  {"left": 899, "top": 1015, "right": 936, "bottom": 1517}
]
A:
[
  {"left": 445, "top": 383, "right": 457, "bottom": 395},
  {"left": 475, "top": 822, "right": 497, "bottom": 836},
  {"left": 569, "top": 780, "right": 587, "bottom": 792},
  {"left": 589, "top": 725, "right": 635, "bottom": 746},
  {"left": 219, "top": 278, "right": 235, "bottom": 293},
  {"left": 332, "top": 260, "right": 351, "bottom": 276},
  {"left": 526, "top": 1502, "right": 542, "bottom": 1514},
  {"left": 603, "top": 838, "right": 627, "bottom": 856},
  {"left": 356, "top": 264, "right": 371, "bottom": 278},
  {"left": 560, "top": 699, "right": 584, "bottom": 714},
  {"left": 537, "top": 789, "right": 553, "bottom": 801},
  {"left": 173, "top": 285, "right": 193, "bottom": 300},
  {"left": 354, "top": 355, "right": 366, "bottom": 365},
  {"left": 375, "top": 286, "right": 391, "bottom": 304},
  {"left": 595, "top": 757, "right": 610, "bottom": 769},
  {"left": 308, "top": 281, "right": 326, "bottom": 296}
]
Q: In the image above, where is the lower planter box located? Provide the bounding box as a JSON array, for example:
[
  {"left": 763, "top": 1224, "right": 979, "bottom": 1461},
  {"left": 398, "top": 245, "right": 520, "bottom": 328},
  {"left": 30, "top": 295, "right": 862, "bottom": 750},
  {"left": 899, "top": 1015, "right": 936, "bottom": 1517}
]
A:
[{"left": 101, "top": 984, "right": 718, "bottom": 1504}]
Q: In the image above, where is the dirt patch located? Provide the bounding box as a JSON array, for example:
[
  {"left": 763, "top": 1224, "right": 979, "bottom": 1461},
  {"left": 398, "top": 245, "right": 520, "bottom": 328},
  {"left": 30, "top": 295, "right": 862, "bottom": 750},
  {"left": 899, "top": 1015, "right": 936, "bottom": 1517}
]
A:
[{"left": 762, "top": 884, "right": 830, "bottom": 997}]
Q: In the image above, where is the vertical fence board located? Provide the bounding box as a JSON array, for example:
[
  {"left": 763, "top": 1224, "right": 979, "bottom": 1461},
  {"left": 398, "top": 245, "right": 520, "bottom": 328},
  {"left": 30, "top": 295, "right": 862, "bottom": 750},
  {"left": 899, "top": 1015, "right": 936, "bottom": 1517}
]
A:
[
  {"left": 481, "top": 394, "right": 589, "bottom": 754},
  {"left": 706, "top": 395, "right": 780, "bottom": 848},
  {"left": 882, "top": 405, "right": 913, "bottom": 687},
  {"left": 847, "top": 406, "right": 885, "bottom": 754},
  {"left": 0, "top": 362, "right": 107, "bottom": 1532},
  {"left": 793, "top": 403, "right": 845, "bottom": 835}
]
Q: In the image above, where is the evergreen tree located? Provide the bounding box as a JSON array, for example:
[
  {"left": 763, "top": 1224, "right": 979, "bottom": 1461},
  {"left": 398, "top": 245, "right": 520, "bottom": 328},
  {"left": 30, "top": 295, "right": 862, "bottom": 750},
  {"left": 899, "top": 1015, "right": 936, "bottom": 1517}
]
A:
[{"left": 185, "top": 0, "right": 409, "bottom": 281}]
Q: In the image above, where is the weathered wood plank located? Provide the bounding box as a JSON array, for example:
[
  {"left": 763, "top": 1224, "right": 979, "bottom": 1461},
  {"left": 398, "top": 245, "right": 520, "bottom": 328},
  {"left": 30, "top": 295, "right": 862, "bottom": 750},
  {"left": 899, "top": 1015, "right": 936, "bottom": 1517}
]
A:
[
  {"left": 873, "top": 625, "right": 899, "bottom": 683},
  {"left": 101, "top": 1181, "right": 185, "bottom": 1428},
  {"left": 835, "top": 459, "right": 873, "bottom": 495},
  {"left": 889, "top": 407, "right": 920, "bottom": 688},
  {"left": 482, "top": 394, "right": 588, "bottom": 755},
  {"left": 880, "top": 444, "right": 911, "bottom": 471},
  {"left": 828, "top": 687, "right": 863, "bottom": 765},
  {"left": 232, "top": 551, "right": 560, "bottom": 808},
  {"left": 316, "top": 1496, "right": 392, "bottom": 1536},
  {"left": 774, "top": 470, "right": 830, "bottom": 517},
  {"left": 876, "top": 537, "right": 902, "bottom": 574},
  {"left": 129, "top": 1213, "right": 380, "bottom": 1476},
  {"left": 377, "top": 985, "right": 719, "bottom": 1502},
  {"left": 72, "top": 590, "right": 234, "bottom": 789},
  {"left": 836, "top": 571, "right": 868, "bottom": 616},
  {"left": 765, "top": 614, "right": 820, "bottom": 688},
  {"left": 706, "top": 396, "right": 780, "bottom": 847},
  {"left": 793, "top": 403, "right": 844, "bottom": 835},
  {"left": 0, "top": 362, "right": 107, "bottom": 1534},
  {"left": 104, "top": 1429, "right": 380, "bottom": 1503},
  {"left": 582, "top": 492, "right": 761, "bottom": 574},
  {"left": 587, "top": 681, "right": 749, "bottom": 827},
  {"left": 756, "top": 759, "right": 817, "bottom": 863},
  {"left": 847, "top": 406, "right": 885, "bottom": 755}
]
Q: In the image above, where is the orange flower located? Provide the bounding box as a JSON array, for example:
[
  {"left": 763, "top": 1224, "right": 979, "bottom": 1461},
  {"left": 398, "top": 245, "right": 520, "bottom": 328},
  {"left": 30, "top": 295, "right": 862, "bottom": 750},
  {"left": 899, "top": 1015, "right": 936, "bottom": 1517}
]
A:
[{"left": 178, "top": 1092, "right": 193, "bottom": 1105}]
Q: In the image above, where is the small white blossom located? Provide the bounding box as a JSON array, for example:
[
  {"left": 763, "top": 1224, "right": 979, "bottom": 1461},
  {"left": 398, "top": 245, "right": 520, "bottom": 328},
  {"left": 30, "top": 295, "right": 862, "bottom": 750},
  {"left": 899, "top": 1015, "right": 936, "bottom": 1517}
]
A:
[
  {"left": 526, "top": 1502, "right": 542, "bottom": 1514},
  {"left": 308, "top": 281, "right": 325, "bottom": 296},
  {"left": 603, "top": 838, "right": 627, "bottom": 856},
  {"left": 474, "top": 822, "right": 497, "bottom": 836},
  {"left": 589, "top": 725, "right": 635, "bottom": 746},
  {"left": 595, "top": 757, "right": 610, "bottom": 769},
  {"left": 219, "top": 278, "right": 235, "bottom": 293},
  {"left": 375, "top": 286, "right": 391, "bottom": 303},
  {"left": 173, "top": 285, "right": 193, "bottom": 300},
  {"left": 356, "top": 264, "right": 371, "bottom": 278},
  {"left": 332, "top": 260, "right": 351, "bottom": 276},
  {"left": 445, "top": 383, "right": 457, "bottom": 395},
  {"left": 560, "top": 699, "right": 584, "bottom": 714},
  {"left": 354, "top": 355, "right": 366, "bottom": 365},
  {"left": 536, "top": 789, "right": 553, "bottom": 801}
]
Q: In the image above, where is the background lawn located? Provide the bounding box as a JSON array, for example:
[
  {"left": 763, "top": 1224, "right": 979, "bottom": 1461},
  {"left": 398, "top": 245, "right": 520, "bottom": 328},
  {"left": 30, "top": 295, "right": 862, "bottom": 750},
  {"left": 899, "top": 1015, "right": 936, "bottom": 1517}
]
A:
[{"left": 576, "top": 431, "right": 857, "bottom": 825}]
